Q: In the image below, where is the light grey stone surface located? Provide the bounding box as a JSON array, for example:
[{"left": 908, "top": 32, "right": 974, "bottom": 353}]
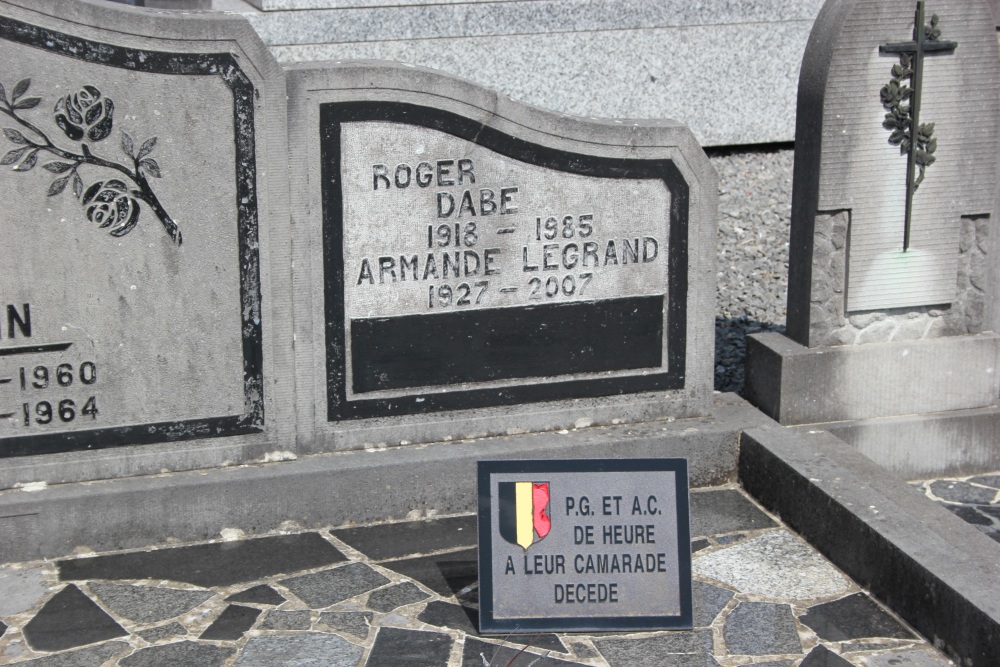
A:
[
  {"left": 88, "top": 583, "right": 213, "bottom": 624},
  {"left": 259, "top": 609, "right": 312, "bottom": 630},
  {"left": 0, "top": 564, "right": 49, "bottom": 615},
  {"left": 235, "top": 633, "right": 363, "bottom": 666},
  {"left": 692, "top": 581, "right": 733, "bottom": 628},
  {"left": 693, "top": 530, "right": 850, "bottom": 601},
  {"left": 136, "top": 622, "right": 187, "bottom": 643},
  {"left": 746, "top": 332, "right": 1000, "bottom": 426},
  {"left": 365, "top": 581, "right": 429, "bottom": 612},
  {"left": 592, "top": 631, "right": 714, "bottom": 663},
  {"left": 317, "top": 610, "right": 373, "bottom": 638},
  {"left": 724, "top": 602, "right": 802, "bottom": 656}
]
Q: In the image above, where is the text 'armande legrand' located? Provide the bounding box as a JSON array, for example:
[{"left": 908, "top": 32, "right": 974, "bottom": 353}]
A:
[{"left": 354, "top": 158, "right": 662, "bottom": 309}]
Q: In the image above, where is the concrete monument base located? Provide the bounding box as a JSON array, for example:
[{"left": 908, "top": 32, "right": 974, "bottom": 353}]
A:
[{"left": 744, "top": 331, "right": 1000, "bottom": 476}]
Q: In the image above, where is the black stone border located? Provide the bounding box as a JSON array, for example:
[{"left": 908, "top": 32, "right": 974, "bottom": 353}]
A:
[
  {"left": 740, "top": 427, "right": 1000, "bottom": 666},
  {"left": 0, "top": 16, "right": 264, "bottom": 457},
  {"left": 476, "top": 458, "right": 693, "bottom": 633},
  {"left": 320, "top": 102, "right": 689, "bottom": 421}
]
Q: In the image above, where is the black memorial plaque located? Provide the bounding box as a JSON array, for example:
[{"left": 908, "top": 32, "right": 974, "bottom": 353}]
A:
[
  {"left": 477, "top": 459, "right": 693, "bottom": 633},
  {"left": 321, "top": 103, "right": 689, "bottom": 420}
]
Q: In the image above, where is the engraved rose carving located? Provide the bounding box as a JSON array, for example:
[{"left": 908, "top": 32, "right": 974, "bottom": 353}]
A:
[
  {"left": 0, "top": 77, "right": 181, "bottom": 243},
  {"left": 83, "top": 179, "right": 140, "bottom": 237},
  {"left": 54, "top": 86, "right": 114, "bottom": 143}
]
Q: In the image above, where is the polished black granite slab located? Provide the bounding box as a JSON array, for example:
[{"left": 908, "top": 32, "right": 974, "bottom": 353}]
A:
[
  {"left": 331, "top": 515, "right": 476, "bottom": 560},
  {"left": 418, "top": 600, "right": 567, "bottom": 653},
  {"left": 366, "top": 627, "right": 452, "bottom": 667},
  {"left": 58, "top": 533, "right": 345, "bottom": 587},
  {"left": 22, "top": 585, "right": 127, "bottom": 652},
  {"left": 226, "top": 584, "right": 286, "bottom": 606},
  {"left": 199, "top": 604, "right": 262, "bottom": 640},
  {"left": 380, "top": 547, "right": 477, "bottom": 597},
  {"left": 799, "top": 593, "right": 914, "bottom": 641}
]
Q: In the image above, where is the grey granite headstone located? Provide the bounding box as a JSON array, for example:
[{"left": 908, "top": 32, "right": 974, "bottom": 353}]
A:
[
  {"left": 0, "top": 0, "right": 292, "bottom": 481},
  {"left": 745, "top": 0, "right": 1000, "bottom": 476},
  {"left": 286, "top": 61, "right": 716, "bottom": 450}
]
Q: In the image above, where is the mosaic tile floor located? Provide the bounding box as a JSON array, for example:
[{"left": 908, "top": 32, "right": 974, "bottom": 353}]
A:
[
  {"left": 911, "top": 473, "right": 1000, "bottom": 545},
  {"left": 0, "top": 486, "right": 954, "bottom": 666}
]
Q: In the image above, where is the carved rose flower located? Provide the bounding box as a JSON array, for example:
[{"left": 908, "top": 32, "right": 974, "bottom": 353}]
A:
[
  {"left": 54, "top": 86, "right": 114, "bottom": 142},
  {"left": 83, "top": 180, "right": 139, "bottom": 237}
]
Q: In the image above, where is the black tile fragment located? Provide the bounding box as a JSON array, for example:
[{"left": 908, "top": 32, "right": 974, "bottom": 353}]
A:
[
  {"left": 15, "top": 640, "right": 129, "bottom": 666},
  {"left": 463, "top": 638, "right": 590, "bottom": 667},
  {"left": 332, "top": 515, "right": 476, "bottom": 560},
  {"left": 799, "top": 644, "right": 852, "bottom": 666},
  {"left": 22, "top": 584, "right": 127, "bottom": 652},
  {"left": 929, "top": 480, "right": 997, "bottom": 504},
  {"left": 689, "top": 490, "right": 776, "bottom": 537},
  {"left": 945, "top": 505, "right": 993, "bottom": 526},
  {"left": 58, "top": 533, "right": 345, "bottom": 587},
  {"left": 799, "top": 593, "right": 915, "bottom": 641},
  {"left": 199, "top": 604, "right": 262, "bottom": 641},
  {"left": 418, "top": 600, "right": 567, "bottom": 653},
  {"left": 226, "top": 584, "right": 286, "bottom": 606},
  {"left": 366, "top": 581, "right": 430, "bottom": 612},
  {"left": 691, "top": 538, "right": 711, "bottom": 553},
  {"left": 381, "top": 547, "right": 477, "bottom": 597},
  {"left": 366, "top": 627, "right": 453, "bottom": 666},
  {"left": 969, "top": 474, "right": 1000, "bottom": 490},
  {"left": 0, "top": 619, "right": 6, "bottom": 637}
]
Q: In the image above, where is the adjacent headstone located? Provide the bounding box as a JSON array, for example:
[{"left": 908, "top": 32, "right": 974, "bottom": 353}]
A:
[
  {"left": 745, "top": 0, "right": 1000, "bottom": 476},
  {"left": 477, "top": 459, "right": 692, "bottom": 633},
  {"left": 0, "top": 0, "right": 291, "bottom": 476},
  {"left": 286, "top": 62, "right": 717, "bottom": 450}
]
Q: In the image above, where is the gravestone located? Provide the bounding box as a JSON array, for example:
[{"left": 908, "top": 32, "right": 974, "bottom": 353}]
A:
[
  {"left": 0, "top": 0, "right": 292, "bottom": 482},
  {"left": 285, "top": 61, "right": 717, "bottom": 450},
  {"left": 745, "top": 0, "right": 1000, "bottom": 476}
]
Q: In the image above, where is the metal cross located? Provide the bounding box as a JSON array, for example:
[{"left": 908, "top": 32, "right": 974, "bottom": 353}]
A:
[{"left": 879, "top": 1, "right": 957, "bottom": 251}]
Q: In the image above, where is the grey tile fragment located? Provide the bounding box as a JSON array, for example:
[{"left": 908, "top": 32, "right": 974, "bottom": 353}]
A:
[
  {"left": 416, "top": 600, "right": 567, "bottom": 652},
  {"left": 945, "top": 505, "right": 993, "bottom": 526},
  {"left": 693, "top": 580, "right": 733, "bottom": 627},
  {"left": 235, "top": 633, "right": 364, "bottom": 666},
  {"left": 928, "top": 480, "right": 997, "bottom": 504},
  {"left": 89, "top": 582, "right": 214, "bottom": 624},
  {"left": 317, "top": 610, "right": 373, "bottom": 639},
  {"left": 260, "top": 609, "right": 312, "bottom": 631},
  {"left": 23, "top": 585, "right": 128, "bottom": 652},
  {"left": 13, "top": 641, "right": 129, "bottom": 667},
  {"left": 226, "top": 584, "right": 286, "bottom": 606},
  {"left": 715, "top": 533, "right": 745, "bottom": 545},
  {"left": 0, "top": 565, "right": 49, "bottom": 616},
  {"left": 281, "top": 563, "right": 390, "bottom": 608},
  {"left": 724, "top": 602, "right": 802, "bottom": 655},
  {"left": 689, "top": 489, "right": 776, "bottom": 537},
  {"left": 137, "top": 622, "right": 187, "bottom": 643},
  {"left": 199, "top": 604, "right": 262, "bottom": 640},
  {"left": 800, "top": 645, "right": 852, "bottom": 666},
  {"left": 969, "top": 474, "right": 1000, "bottom": 490},
  {"left": 593, "top": 631, "right": 714, "bottom": 665},
  {"left": 367, "top": 627, "right": 452, "bottom": 666},
  {"left": 751, "top": 661, "right": 795, "bottom": 667},
  {"left": 365, "top": 581, "right": 430, "bottom": 612},
  {"left": 119, "top": 641, "right": 235, "bottom": 667},
  {"left": 567, "top": 642, "right": 599, "bottom": 659},
  {"left": 861, "top": 648, "right": 955, "bottom": 666}
]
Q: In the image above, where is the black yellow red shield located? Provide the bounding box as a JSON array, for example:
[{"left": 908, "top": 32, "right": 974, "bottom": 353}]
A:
[{"left": 498, "top": 481, "right": 551, "bottom": 550}]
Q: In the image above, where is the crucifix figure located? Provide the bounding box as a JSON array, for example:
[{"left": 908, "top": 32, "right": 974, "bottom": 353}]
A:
[{"left": 879, "top": 0, "right": 957, "bottom": 251}]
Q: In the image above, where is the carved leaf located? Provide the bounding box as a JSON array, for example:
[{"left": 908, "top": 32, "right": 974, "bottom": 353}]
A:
[
  {"left": 42, "top": 161, "right": 73, "bottom": 173},
  {"left": 11, "top": 78, "right": 30, "bottom": 101},
  {"left": 121, "top": 131, "right": 134, "bottom": 158},
  {"left": 14, "top": 149, "right": 37, "bottom": 171},
  {"left": 72, "top": 171, "right": 84, "bottom": 199},
  {"left": 47, "top": 175, "right": 70, "bottom": 196},
  {"left": 0, "top": 146, "right": 28, "bottom": 165},
  {"left": 927, "top": 137, "right": 938, "bottom": 154},
  {"left": 13, "top": 97, "right": 40, "bottom": 110},
  {"left": 3, "top": 127, "right": 27, "bottom": 145},
  {"left": 137, "top": 136, "right": 157, "bottom": 160},
  {"left": 0, "top": 81, "right": 6, "bottom": 105},
  {"left": 139, "top": 157, "right": 161, "bottom": 178},
  {"left": 888, "top": 129, "right": 905, "bottom": 145}
]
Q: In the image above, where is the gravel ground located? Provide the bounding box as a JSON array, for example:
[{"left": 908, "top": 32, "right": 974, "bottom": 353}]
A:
[{"left": 708, "top": 145, "right": 794, "bottom": 393}]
